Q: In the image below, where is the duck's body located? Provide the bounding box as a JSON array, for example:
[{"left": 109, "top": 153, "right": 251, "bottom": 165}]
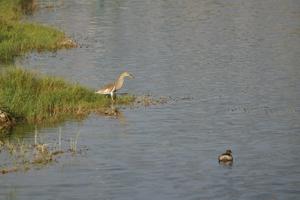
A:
[
  {"left": 218, "top": 149, "right": 233, "bottom": 162},
  {"left": 96, "top": 72, "right": 134, "bottom": 100}
]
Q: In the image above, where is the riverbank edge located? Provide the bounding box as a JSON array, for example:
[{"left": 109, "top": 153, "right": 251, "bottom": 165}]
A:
[
  {"left": 0, "top": 0, "right": 77, "bottom": 62},
  {"left": 0, "top": 1, "right": 135, "bottom": 135},
  {"left": 0, "top": 67, "right": 136, "bottom": 136}
]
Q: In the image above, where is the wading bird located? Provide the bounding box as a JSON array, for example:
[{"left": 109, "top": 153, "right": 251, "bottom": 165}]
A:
[{"left": 96, "top": 71, "right": 134, "bottom": 100}]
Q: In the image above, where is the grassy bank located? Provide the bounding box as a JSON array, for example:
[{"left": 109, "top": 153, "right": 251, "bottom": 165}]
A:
[
  {"left": 0, "top": 68, "right": 135, "bottom": 124},
  {"left": 0, "top": 1, "right": 135, "bottom": 126},
  {"left": 0, "top": 0, "right": 76, "bottom": 62}
]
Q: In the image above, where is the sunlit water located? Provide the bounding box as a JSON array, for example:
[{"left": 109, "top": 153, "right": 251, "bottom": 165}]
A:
[{"left": 1, "top": 0, "right": 300, "bottom": 199}]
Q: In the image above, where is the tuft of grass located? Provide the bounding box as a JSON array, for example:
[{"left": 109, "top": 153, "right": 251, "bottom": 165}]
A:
[
  {"left": 0, "top": 68, "right": 135, "bottom": 124},
  {"left": 0, "top": 0, "right": 76, "bottom": 62},
  {"left": 0, "top": 0, "right": 20, "bottom": 21}
]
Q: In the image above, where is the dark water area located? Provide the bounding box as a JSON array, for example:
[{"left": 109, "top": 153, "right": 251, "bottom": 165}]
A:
[{"left": 1, "top": 0, "right": 300, "bottom": 199}]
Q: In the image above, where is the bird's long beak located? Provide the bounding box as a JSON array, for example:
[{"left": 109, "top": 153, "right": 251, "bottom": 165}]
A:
[{"left": 129, "top": 73, "right": 134, "bottom": 79}]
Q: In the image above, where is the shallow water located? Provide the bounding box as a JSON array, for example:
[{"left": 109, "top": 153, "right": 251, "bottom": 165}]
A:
[{"left": 1, "top": 0, "right": 300, "bottom": 199}]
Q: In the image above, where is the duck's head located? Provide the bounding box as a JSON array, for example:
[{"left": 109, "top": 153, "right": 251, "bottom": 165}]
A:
[
  {"left": 225, "top": 149, "right": 232, "bottom": 155},
  {"left": 121, "top": 71, "right": 134, "bottom": 79}
]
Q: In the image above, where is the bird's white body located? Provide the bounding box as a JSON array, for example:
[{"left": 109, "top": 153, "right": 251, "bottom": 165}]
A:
[{"left": 95, "top": 85, "right": 116, "bottom": 95}]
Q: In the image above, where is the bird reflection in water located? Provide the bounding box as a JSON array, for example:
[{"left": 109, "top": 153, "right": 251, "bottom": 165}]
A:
[{"left": 101, "top": 104, "right": 127, "bottom": 125}]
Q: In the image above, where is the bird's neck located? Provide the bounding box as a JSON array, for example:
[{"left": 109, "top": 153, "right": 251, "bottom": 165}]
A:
[{"left": 115, "top": 75, "right": 125, "bottom": 90}]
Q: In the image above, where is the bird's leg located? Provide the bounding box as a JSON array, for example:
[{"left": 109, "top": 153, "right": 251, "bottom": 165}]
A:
[{"left": 111, "top": 91, "right": 115, "bottom": 102}]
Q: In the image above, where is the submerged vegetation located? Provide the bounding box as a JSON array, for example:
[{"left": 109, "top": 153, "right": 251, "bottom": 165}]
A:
[
  {"left": 0, "top": 0, "right": 76, "bottom": 62},
  {"left": 0, "top": 128, "right": 84, "bottom": 174},
  {"left": 0, "top": 68, "right": 135, "bottom": 124}
]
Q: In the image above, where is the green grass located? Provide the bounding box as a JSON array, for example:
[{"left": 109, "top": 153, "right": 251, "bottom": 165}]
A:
[
  {"left": 0, "top": 0, "right": 20, "bottom": 21},
  {"left": 0, "top": 68, "right": 135, "bottom": 124},
  {"left": 0, "top": 0, "right": 75, "bottom": 62}
]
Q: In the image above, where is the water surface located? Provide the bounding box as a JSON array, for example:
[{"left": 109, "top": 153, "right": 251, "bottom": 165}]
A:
[{"left": 2, "top": 0, "right": 300, "bottom": 199}]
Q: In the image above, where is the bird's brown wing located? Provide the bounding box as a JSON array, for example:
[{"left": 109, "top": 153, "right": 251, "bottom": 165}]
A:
[{"left": 96, "top": 82, "right": 116, "bottom": 94}]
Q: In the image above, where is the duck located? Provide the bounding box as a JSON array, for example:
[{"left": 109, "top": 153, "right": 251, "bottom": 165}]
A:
[
  {"left": 218, "top": 149, "right": 233, "bottom": 162},
  {"left": 96, "top": 71, "right": 134, "bottom": 100}
]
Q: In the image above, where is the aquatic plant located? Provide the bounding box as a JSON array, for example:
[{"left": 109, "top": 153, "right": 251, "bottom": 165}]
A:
[
  {"left": 0, "top": 68, "right": 135, "bottom": 124},
  {"left": 0, "top": 127, "right": 85, "bottom": 174},
  {"left": 69, "top": 131, "right": 80, "bottom": 153},
  {"left": 0, "top": 0, "right": 76, "bottom": 62}
]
